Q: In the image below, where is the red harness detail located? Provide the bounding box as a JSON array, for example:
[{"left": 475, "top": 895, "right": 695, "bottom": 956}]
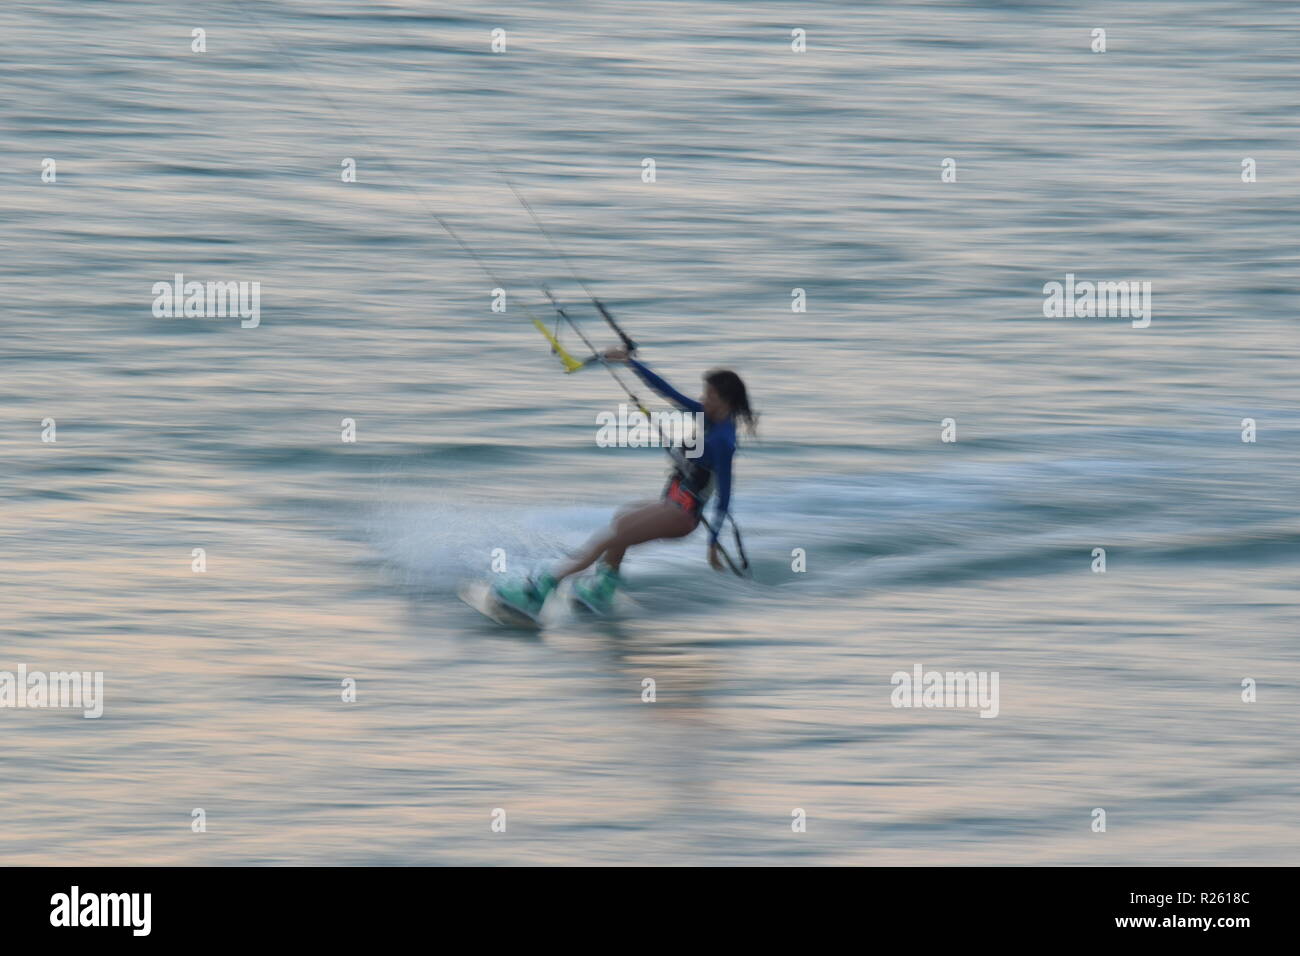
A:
[{"left": 665, "top": 477, "right": 699, "bottom": 515}]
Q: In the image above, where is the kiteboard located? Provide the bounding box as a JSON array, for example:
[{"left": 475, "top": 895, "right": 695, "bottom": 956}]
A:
[
  {"left": 457, "top": 580, "right": 544, "bottom": 629},
  {"left": 459, "top": 575, "right": 640, "bottom": 628}
]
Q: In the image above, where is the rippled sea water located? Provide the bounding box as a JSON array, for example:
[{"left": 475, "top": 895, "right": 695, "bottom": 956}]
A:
[{"left": 2, "top": 1, "right": 1297, "bottom": 864}]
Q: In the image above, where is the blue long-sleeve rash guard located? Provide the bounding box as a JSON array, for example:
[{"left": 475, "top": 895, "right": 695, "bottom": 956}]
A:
[{"left": 627, "top": 358, "right": 735, "bottom": 544}]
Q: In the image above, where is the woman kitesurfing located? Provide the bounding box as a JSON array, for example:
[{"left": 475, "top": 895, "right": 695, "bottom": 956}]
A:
[
  {"left": 425, "top": 157, "right": 756, "bottom": 624},
  {"left": 488, "top": 348, "right": 756, "bottom": 619}
]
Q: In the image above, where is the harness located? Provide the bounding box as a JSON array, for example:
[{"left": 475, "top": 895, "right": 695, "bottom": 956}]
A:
[
  {"left": 662, "top": 447, "right": 711, "bottom": 517},
  {"left": 663, "top": 475, "right": 702, "bottom": 515}
]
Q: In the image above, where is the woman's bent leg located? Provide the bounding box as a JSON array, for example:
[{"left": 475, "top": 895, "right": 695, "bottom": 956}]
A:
[
  {"left": 552, "top": 528, "right": 617, "bottom": 581},
  {"left": 553, "top": 500, "right": 696, "bottom": 580},
  {"left": 601, "top": 501, "right": 697, "bottom": 572}
]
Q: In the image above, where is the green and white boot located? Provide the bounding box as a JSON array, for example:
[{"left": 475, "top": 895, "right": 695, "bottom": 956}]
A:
[
  {"left": 572, "top": 564, "right": 621, "bottom": 615},
  {"left": 491, "top": 571, "right": 556, "bottom": 620}
]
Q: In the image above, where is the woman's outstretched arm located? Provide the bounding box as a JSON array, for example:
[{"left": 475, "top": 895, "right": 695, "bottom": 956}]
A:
[{"left": 619, "top": 355, "right": 704, "bottom": 414}]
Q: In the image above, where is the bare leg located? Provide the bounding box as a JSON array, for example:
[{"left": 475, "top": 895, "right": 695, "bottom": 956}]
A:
[
  {"left": 552, "top": 529, "right": 617, "bottom": 581},
  {"left": 552, "top": 500, "right": 696, "bottom": 580},
  {"left": 601, "top": 502, "right": 696, "bottom": 571}
]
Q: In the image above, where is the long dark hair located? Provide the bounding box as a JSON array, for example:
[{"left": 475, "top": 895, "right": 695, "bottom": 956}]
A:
[{"left": 705, "top": 369, "right": 757, "bottom": 435}]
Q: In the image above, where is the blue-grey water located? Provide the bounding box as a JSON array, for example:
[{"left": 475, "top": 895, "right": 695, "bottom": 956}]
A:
[{"left": 2, "top": 0, "right": 1298, "bottom": 865}]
